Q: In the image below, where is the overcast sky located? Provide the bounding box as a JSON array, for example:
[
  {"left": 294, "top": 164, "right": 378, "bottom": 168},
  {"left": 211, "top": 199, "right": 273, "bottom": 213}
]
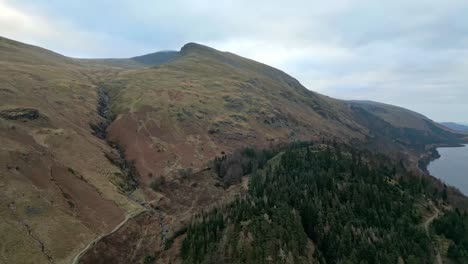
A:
[{"left": 1, "top": 0, "right": 467, "bottom": 123}]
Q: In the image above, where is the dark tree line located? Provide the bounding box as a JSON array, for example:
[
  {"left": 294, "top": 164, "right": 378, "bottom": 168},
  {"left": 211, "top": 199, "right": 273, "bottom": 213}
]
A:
[{"left": 212, "top": 141, "right": 313, "bottom": 187}]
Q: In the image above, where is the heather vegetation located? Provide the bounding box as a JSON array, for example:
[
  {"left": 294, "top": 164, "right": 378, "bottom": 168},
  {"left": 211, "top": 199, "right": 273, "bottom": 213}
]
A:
[{"left": 181, "top": 143, "right": 437, "bottom": 263}]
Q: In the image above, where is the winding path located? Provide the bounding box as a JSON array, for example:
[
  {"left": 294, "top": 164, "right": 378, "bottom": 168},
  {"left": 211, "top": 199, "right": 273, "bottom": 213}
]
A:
[
  {"left": 71, "top": 204, "right": 170, "bottom": 264},
  {"left": 423, "top": 200, "right": 442, "bottom": 264},
  {"left": 71, "top": 209, "right": 148, "bottom": 264}
]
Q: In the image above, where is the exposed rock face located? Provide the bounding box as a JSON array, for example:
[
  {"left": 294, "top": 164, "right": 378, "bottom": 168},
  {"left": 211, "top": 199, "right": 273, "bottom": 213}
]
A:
[{"left": 0, "top": 108, "right": 39, "bottom": 121}]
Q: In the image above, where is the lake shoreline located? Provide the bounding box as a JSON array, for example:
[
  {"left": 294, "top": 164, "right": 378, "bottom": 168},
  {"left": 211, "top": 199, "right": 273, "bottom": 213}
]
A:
[
  {"left": 426, "top": 144, "right": 468, "bottom": 198},
  {"left": 418, "top": 143, "right": 465, "bottom": 175}
]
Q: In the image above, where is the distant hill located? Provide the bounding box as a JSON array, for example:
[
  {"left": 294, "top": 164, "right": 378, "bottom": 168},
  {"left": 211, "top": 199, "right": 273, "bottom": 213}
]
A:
[
  {"left": 131, "top": 50, "right": 178, "bottom": 66},
  {"left": 348, "top": 100, "right": 464, "bottom": 151},
  {"left": 78, "top": 50, "right": 179, "bottom": 68},
  {"left": 440, "top": 122, "right": 468, "bottom": 132}
]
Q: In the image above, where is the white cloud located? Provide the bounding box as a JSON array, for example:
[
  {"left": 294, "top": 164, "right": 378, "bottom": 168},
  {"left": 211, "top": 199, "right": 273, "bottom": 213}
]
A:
[
  {"left": 0, "top": 0, "right": 55, "bottom": 43},
  {"left": 0, "top": 0, "right": 152, "bottom": 57}
]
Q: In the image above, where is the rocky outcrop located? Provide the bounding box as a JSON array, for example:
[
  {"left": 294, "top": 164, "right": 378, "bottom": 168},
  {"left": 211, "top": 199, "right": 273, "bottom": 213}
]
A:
[
  {"left": 0, "top": 108, "right": 39, "bottom": 121},
  {"left": 104, "top": 143, "right": 139, "bottom": 193}
]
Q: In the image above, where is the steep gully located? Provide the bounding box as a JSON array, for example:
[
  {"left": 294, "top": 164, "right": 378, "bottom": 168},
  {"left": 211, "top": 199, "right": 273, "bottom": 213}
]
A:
[
  {"left": 90, "top": 88, "right": 138, "bottom": 193},
  {"left": 73, "top": 87, "right": 170, "bottom": 263}
]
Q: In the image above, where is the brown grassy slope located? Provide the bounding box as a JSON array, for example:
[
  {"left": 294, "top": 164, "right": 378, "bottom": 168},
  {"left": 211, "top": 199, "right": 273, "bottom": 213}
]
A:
[
  {"left": 101, "top": 43, "right": 368, "bottom": 185},
  {"left": 0, "top": 36, "right": 141, "bottom": 264},
  {"left": 101, "top": 43, "right": 465, "bottom": 187}
]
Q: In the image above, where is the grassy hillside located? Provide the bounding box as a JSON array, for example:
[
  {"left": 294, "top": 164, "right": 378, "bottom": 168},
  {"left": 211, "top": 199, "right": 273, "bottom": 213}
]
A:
[
  {"left": 98, "top": 43, "right": 368, "bottom": 187},
  {"left": 92, "top": 43, "right": 466, "bottom": 189},
  {"left": 0, "top": 36, "right": 141, "bottom": 264}
]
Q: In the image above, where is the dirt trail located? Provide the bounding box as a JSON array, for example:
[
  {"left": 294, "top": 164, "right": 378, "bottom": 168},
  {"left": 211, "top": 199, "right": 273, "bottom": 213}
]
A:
[
  {"left": 71, "top": 209, "right": 147, "bottom": 264},
  {"left": 423, "top": 200, "right": 443, "bottom": 264}
]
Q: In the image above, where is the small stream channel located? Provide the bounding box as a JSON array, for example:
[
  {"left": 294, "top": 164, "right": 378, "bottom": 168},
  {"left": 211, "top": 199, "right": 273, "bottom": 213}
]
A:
[
  {"left": 87, "top": 87, "right": 170, "bottom": 256},
  {"left": 90, "top": 87, "right": 138, "bottom": 192}
]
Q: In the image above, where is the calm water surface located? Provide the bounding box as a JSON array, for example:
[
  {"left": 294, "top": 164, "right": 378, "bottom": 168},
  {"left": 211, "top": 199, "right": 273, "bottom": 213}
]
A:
[{"left": 428, "top": 145, "right": 468, "bottom": 195}]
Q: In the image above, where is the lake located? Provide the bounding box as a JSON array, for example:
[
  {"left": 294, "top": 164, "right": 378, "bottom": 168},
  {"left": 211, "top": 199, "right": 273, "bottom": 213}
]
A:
[{"left": 428, "top": 145, "right": 468, "bottom": 195}]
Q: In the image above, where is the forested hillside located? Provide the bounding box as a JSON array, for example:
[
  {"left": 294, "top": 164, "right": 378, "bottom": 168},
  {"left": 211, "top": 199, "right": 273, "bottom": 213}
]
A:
[
  {"left": 180, "top": 143, "right": 448, "bottom": 263},
  {"left": 433, "top": 210, "right": 468, "bottom": 262}
]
